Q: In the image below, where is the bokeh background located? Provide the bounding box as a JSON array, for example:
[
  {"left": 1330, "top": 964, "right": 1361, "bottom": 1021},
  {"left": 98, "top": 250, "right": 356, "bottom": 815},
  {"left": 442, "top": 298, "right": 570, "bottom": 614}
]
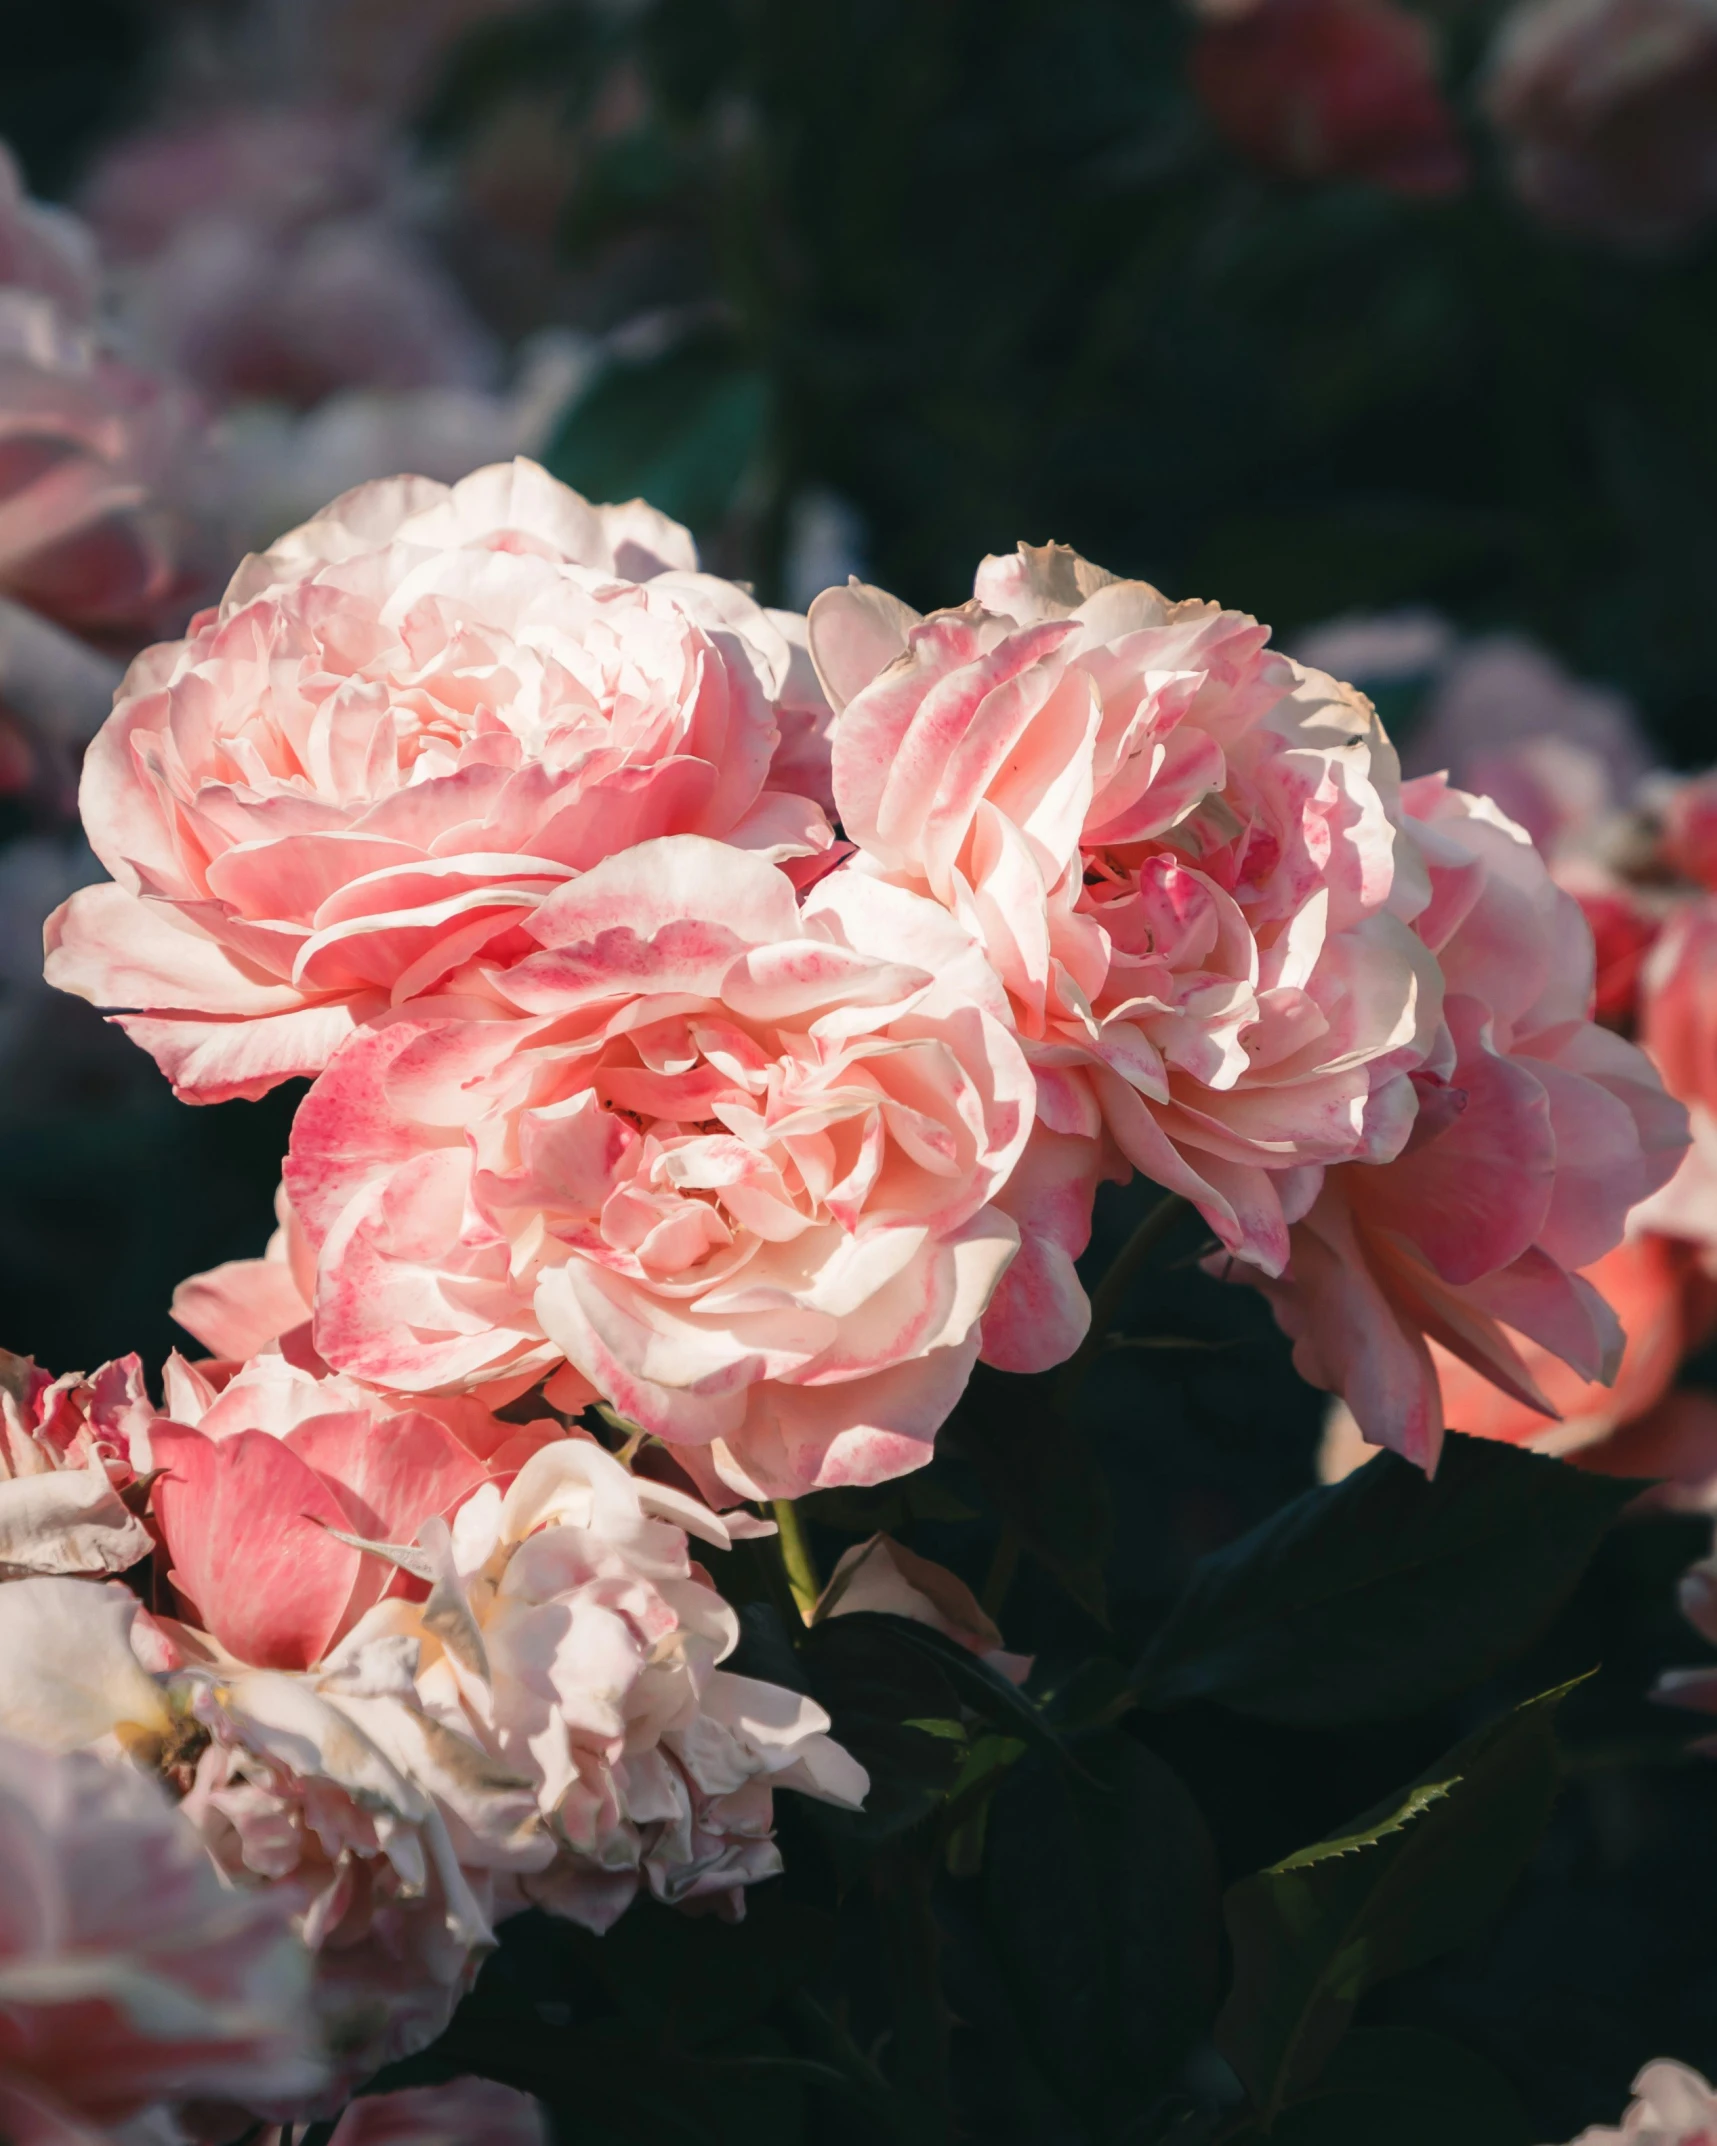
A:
[{"left": 4, "top": 3, "right": 1717, "bottom": 2134}]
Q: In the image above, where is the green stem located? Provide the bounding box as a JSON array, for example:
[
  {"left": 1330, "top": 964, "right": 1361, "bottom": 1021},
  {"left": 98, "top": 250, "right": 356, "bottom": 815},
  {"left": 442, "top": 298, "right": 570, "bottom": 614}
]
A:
[
  {"left": 1055, "top": 1191, "right": 1187, "bottom": 1410},
  {"left": 772, "top": 1497, "right": 822, "bottom": 1622}
]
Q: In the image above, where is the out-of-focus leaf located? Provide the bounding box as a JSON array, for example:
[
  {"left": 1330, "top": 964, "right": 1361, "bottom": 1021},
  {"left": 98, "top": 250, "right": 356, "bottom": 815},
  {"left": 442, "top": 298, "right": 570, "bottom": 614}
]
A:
[
  {"left": 1258, "top": 2029, "right": 1532, "bottom": 2146},
  {"left": 1133, "top": 1435, "right": 1637, "bottom": 1724},
  {"left": 943, "top": 1363, "right": 1112, "bottom": 1621},
  {"left": 977, "top": 1732, "right": 1221, "bottom": 2132},
  {"left": 543, "top": 338, "right": 770, "bottom": 536},
  {"left": 1217, "top": 1683, "right": 1574, "bottom": 2123}
]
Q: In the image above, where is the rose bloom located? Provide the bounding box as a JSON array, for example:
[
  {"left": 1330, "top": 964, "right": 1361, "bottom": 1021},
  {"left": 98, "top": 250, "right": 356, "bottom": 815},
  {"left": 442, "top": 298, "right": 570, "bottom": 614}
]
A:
[
  {"left": 0, "top": 1726, "right": 324, "bottom": 2145},
  {"left": 1189, "top": 0, "right": 1469, "bottom": 194},
  {"left": 810, "top": 545, "right": 1438, "bottom": 1369},
  {"left": 0, "top": 1563, "right": 541, "bottom": 2114},
  {"left": 1486, "top": 0, "right": 1717, "bottom": 247},
  {"left": 0, "top": 1348, "right": 154, "bottom": 1579},
  {"left": 1320, "top": 1229, "right": 1717, "bottom": 1491},
  {"left": 365, "top": 1435, "right": 867, "bottom": 1932},
  {"left": 168, "top": 1618, "right": 541, "bottom": 2106},
  {"left": 46, "top": 459, "right": 836, "bottom": 1104},
  {"left": 146, "top": 1346, "right": 561, "bottom": 1672},
  {"left": 1246, "top": 777, "right": 1685, "bottom": 1468},
  {"left": 287, "top": 835, "right": 1031, "bottom": 1500}
]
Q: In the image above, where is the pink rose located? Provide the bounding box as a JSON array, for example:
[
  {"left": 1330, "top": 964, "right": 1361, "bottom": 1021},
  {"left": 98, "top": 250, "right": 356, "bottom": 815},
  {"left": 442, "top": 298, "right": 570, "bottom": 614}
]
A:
[
  {"left": 1425, "top": 1232, "right": 1714, "bottom": 1455},
  {"left": 1244, "top": 777, "right": 1686, "bottom": 1467},
  {"left": 364, "top": 1435, "right": 867, "bottom": 1932},
  {"left": 286, "top": 834, "right": 1031, "bottom": 1500},
  {"left": 1189, "top": 0, "right": 1468, "bottom": 195},
  {"left": 0, "top": 1728, "right": 324, "bottom": 2138},
  {"left": 146, "top": 1347, "right": 564, "bottom": 1671},
  {"left": 0, "top": 1348, "right": 154, "bottom": 1578},
  {"left": 810, "top": 546, "right": 1437, "bottom": 1367},
  {"left": 0, "top": 1576, "right": 538, "bottom": 2112},
  {"left": 46, "top": 460, "right": 835, "bottom": 1104}
]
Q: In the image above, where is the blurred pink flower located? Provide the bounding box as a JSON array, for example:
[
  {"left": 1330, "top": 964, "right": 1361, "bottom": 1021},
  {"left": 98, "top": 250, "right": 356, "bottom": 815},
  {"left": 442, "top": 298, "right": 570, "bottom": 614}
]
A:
[
  {"left": 0, "top": 1349, "right": 154, "bottom": 1579},
  {"left": 1486, "top": 0, "right": 1717, "bottom": 247},
  {"left": 0, "top": 294, "right": 214, "bottom": 644},
  {"left": 46, "top": 461, "right": 836, "bottom": 1104},
  {"left": 0, "top": 1728, "right": 323, "bottom": 2137},
  {"left": 286, "top": 836, "right": 1031, "bottom": 1501},
  {"left": 83, "top": 106, "right": 495, "bottom": 411},
  {"left": 1642, "top": 897, "right": 1717, "bottom": 1123},
  {"left": 0, "top": 1574, "right": 534, "bottom": 2115},
  {"left": 363, "top": 1435, "right": 867, "bottom": 1931},
  {"left": 1548, "top": 2060, "right": 1717, "bottom": 2143},
  {"left": 1403, "top": 636, "right": 1652, "bottom": 853},
  {"left": 322, "top": 2077, "right": 548, "bottom": 2146},
  {"left": 1189, "top": 0, "right": 1469, "bottom": 194},
  {"left": 811, "top": 545, "right": 1437, "bottom": 1369},
  {"left": 1245, "top": 777, "right": 1685, "bottom": 1467}
]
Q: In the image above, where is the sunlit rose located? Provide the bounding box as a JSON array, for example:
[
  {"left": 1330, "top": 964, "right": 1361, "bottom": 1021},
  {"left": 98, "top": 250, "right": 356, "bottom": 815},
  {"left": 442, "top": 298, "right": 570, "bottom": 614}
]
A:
[
  {"left": 46, "top": 461, "right": 835, "bottom": 1103},
  {"left": 1243, "top": 777, "right": 1685, "bottom": 1467},
  {"left": 363, "top": 1435, "right": 868, "bottom": 1931},
  {"left": 0, "top": 1348, "right": 154, "bottom": 1579},
  {"left": 811, "top": 544, "right": 1438, "bottom": 1369},
  {"left": 287, "top": 836, "right": 1031, "bottom": 1501}
]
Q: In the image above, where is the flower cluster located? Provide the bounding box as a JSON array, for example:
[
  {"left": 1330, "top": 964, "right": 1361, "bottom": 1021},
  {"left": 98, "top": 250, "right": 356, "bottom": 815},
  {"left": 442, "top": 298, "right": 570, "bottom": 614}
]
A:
[
  {"left": 12, "top": 462, "right": 1691, "bottom": 2134},
  {"left": 46, "top": 483, "right": 1680, "bottom": 1489}
]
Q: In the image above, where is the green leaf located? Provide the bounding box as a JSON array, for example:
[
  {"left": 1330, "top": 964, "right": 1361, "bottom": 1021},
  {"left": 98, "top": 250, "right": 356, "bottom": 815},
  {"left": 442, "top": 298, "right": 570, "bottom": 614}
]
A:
[
  {"left": 943, "top": 1362, "right": 1112, "bottom": 1622},
  {"left": 819, "top": 1611, "right": 1073, "bottom": 1773},
  {"left": 795, "top": 1613, "right": 969, "bottom": 1866},
  {"left": 1216, "top": 1682, "right": 1576, "bottom": 2123},
  {"left": 977, "top": 1733, "right": 1222, "bottom": 2131},
  {"left": 1263, "top": 2029, "right": 1532, "bottom": 2146},
  {"left": 1133, "top": 1434, "right": 1638, "bottom": 1724},
  {"left": 542, "top": 337, "right": 771, "bottom": 535}
]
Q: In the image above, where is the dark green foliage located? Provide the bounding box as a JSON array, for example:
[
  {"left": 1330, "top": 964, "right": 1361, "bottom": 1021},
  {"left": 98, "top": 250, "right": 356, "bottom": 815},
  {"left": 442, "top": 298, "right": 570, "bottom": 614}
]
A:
[
  {"left": 1133, "top": 1436, "right": 1642, "bottom": 1725},
  {"left": 1217, "top": 1683, "right": 1575, "bottom": 2122}
]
